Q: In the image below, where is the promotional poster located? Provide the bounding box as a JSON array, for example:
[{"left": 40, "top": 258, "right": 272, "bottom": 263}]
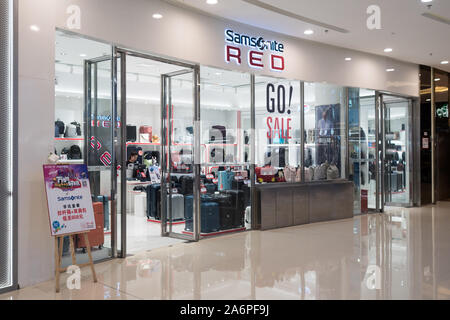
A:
[{"left": 43, "top": 164, "right": 96, "bottom": 236}]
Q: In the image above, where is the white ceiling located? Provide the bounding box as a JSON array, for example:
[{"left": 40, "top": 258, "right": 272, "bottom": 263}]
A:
[{"left": 169, "top": 0, "right": 450, "bottom": 73}]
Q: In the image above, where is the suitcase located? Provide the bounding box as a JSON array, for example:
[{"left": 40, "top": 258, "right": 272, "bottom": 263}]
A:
[
  {"left": 93, "top": 195, "right": 109, "bottom": 230},
  {"left": 201, "top": 202, "right": 220, "bottom": 233},
  {"left": 166, "top": 194, "right": 185, "bottom": 221},
  {"left": 210, "top": 147, "right": 225, "bottom": 163},
  {"left": 179, "top": 176, "right": 194, "bottom": 195},
  {"left": 218, "top": 171, "right": 234, "bottom": 191},
  {"left": 146, "top": 184, "right": 161, "bottom": 219},
  {"left": 184, "top": 195, "right": 220, "bottom": 233},
  {"left": 210, "top": 193, "right": 234, "bottom": 230},
  {"left": 221, "top": 190, "right": 246, "bottom": 228},
  {"left": 76, "top": 202, "right": 104, "bottom": 250}
]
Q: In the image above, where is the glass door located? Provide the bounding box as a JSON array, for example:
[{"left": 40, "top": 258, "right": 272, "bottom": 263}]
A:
[
  {"left": 161, "top": 69, "right": 200, "bottom": 241},
  {"left": 381, "top": 94, "right": 413, "bottom": 207}
]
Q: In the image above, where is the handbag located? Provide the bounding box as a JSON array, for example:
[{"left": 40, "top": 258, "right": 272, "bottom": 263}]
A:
[
  {"left": 327, "top": 164, "right": 340, "bottom": 180},
  {"left": 283, "top": 166, "right": 297, "bottom": 183}
]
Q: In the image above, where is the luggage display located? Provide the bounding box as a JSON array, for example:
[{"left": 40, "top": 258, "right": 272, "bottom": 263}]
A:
[{"left": 76, "top": 202, "right": 104, "bottom": 250}]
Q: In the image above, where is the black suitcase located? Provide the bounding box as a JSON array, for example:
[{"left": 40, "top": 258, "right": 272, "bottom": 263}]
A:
[
  {"left": 179, "top": 176, "right": 194, "bottom": 195},
  {"left": 210, "top": 194, "right": 234, "bottom": 230},
  {"left": 221, "top": 190, "right": 245, "bottom": 228},
  {"left": 205, "top": 183, "right": 217, "bottom": 194}
]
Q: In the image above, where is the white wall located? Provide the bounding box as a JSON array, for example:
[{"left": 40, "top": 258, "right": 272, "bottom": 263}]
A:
[{"left": 18, "top": 0, "right": 420, "bottom": 287}]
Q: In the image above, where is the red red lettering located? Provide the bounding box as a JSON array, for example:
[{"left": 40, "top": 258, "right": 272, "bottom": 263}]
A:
[
  {"left": 226, "top": 45, "right": 241, "bottom": 65},
  {"left": 249, "top": 51, "right": 264, "bottom": 68},
  {"left": 267, "top": 117, "right": 273, "bottom": 139},
  {"left": 271, "top": 55, "right": 285, "bottom": 71}
]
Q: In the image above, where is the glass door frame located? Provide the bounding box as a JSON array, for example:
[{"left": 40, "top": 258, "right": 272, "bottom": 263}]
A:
[
  {"left": 113, "top": 47, "right": 200, "bottom": 258},
  {"left": 376, "top": 92, "right": 414, "bottom": 210},
  {"left": 161, "top": 68, "right": 201, "bottom": 241}
]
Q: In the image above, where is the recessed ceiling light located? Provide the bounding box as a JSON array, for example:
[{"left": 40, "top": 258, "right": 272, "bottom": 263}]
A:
[
  {"left": 384, "top": 48, "right": 393, "bottom": 53},
  {"left": 345, "top": 57, "right": 352, "bottom": 61},
  {"left": 441, "top": 60, "right": 449, "bottom": 65},
  {"left": 80, "top": 54, "right": 87, "bottom": 57},
  {"left": 421, "top": 0, "right": 433, "bottom": 3},
  {"left": 30, "top": 25, "right": 40, "bottom": 32},
  {"left": 304, "top": 29, "right": 314, "bottom": 35},
  {"left": 206, "top": 0, "right": 218, "bottom": 4},
  {"left": 152, "top": 13, "right": 163, "bottom": 19},
  {"left": 435, "top": 78, "right": 440, "bottom": 81},
  {"left": 386, "top": 68, "right": 395, "bottom": 72},
  {"left": 426, "top": 99, "right": 431, "bottom": 102}
]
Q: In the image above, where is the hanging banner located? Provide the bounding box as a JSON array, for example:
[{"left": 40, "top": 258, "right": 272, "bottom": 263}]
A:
[{"left": 43, "top": 164, "right": 96, "bottom": 236}]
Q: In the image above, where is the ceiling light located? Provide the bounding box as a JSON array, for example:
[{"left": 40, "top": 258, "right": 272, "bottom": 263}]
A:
[
  {"left": 304, "top": 29, "right": 314, "bottom": 35},
  {"left": 152, "top": 13, "right": 163, "bottom": 19},
  {"left": 384, "top": 48, "right": 393, "bottom": 53},
  {"left": 386, "top": 68, "right": 395, "bottom": 72},
  {"left": 435, "top": 78, "right": 440, "bottom": 81},
  {"left": 80, "top": 54, "right": 87, "bottom": 57},
  {"left": 206, "top": 0, "right": 218, "bottom": 4},
  {"left": 421, "top": 0, "right": 433, "bottom": 3},
  {"left": 441, "top": 60, "right": 449, "bottom": 65},
  {"left": 345, "top": 57, "right": 352, "bottom": 61},
  {"left": 30, "top": 25, "right": 40, "bottom": 32}
]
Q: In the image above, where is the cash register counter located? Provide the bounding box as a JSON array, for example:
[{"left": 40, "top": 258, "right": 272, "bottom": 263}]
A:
[{"left": 254, "top": 180, "right": 354, "bottom": 231}]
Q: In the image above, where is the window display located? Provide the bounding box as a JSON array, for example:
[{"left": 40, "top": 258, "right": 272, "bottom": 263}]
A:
[
  {"left": 200, "top": 66, "right": 252, "bottom": 232},
  {"left": 304, "top": 82, "right": 346, "bottom": 181},
  {"left": 255, "top": 76, "right": 302, "bottom": 183}
]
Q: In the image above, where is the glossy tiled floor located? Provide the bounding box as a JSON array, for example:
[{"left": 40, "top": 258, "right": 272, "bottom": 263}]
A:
[{"left": 2, "top": 202, "right": 450, "bottom": 300}]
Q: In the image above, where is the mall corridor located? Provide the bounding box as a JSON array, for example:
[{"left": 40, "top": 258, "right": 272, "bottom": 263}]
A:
[{"left": 1, "top": 202, "right": 449, "bottom": 300}]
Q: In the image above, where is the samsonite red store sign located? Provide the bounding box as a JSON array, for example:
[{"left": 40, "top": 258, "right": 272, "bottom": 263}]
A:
[{"left": 225, "top": 29, "right": 285, "bottom": 72}]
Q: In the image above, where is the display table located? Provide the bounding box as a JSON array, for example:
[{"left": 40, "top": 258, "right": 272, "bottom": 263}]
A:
[{"left": 254, "top": 180, "right": 354, "bottom": 231}]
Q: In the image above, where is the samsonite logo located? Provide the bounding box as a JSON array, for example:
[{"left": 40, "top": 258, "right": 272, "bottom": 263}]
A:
[{"left": 225, "top": 29, "right": 285, "bottom": 72}]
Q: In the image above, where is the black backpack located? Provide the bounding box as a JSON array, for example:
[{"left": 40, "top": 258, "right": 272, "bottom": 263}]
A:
[{"left": 68, "top": 145, "right": 82, "bottom": 160}]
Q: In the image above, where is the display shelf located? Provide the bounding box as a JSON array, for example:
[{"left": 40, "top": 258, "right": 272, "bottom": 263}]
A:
[{"left": 126, "top": 142, "right": 160, "bottom": 146}]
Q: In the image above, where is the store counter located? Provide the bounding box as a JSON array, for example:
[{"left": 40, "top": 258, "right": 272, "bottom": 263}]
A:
[{"left": 254, "top": 180, "right": 354, "bottom": 231}]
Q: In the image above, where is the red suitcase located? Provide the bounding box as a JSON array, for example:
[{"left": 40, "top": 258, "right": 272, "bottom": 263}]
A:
[{"left": 76, "top": 202, "right": 104, "bottom": 251}]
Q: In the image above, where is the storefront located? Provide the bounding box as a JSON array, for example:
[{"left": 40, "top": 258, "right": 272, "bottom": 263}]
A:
[{"left": 16, "top": 0, "right": 421, "bottom": 288}]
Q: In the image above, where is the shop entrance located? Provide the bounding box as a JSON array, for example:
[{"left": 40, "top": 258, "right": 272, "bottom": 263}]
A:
[
  {"left": 380, "top": 94, "right": 413, "bottom": 208},
  {"left": 114, "top": 49, "right": 200, "bottom": 257}
]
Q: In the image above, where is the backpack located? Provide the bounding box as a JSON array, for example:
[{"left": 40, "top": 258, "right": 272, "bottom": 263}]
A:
[
  {"left": 71, "top": 122, "right": 81, "bottom": 136},
  {"left": 327, "top": 164, "right": 340, "bottom": 180},
  {"left": 55, "top": 121, "right": 65, "bottom": 137},
  {"left": 65, "top": 123, "right": 78, "bottom": 137},
  {"left": 68, "top": 145, "right": 82, "bottom": 160}
]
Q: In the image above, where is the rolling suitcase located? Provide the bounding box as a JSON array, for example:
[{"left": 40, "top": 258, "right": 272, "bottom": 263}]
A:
[
  {"left": 76, "top": 202, "right": 104, "bottom": 250},
  {"left": 167, "top": 193, "right": 185, "bottom": 221},
  {"left": 218, "top": 171, "right": 234, "bottom": 191},
  {"left": 205, "top": 183, "right": 217, "bottom": 194},
  {"left": 184, "top": 195, "right": 194, "bottom": 232},
  {"left": 222, "top": 190, "right": 246, "bottom": 228},
  {"left": 93, "top": 195, "right": 109, "bottom": 230},
  {"left": 210, "top": 193, "right": 234, "bottom": 230},
  {"left": 201, "top": 202, "right": 220, "bottom": 233},
  {"left": 179, "top": 176, "right": 194, "bottom": 195}
]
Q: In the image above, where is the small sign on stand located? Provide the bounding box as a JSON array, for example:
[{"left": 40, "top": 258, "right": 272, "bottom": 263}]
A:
[{"left": 43, "top": 164, "right": 98, "bottom": 293}]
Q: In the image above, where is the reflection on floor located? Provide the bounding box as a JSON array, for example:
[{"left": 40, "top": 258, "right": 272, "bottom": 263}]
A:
[{"left": 2, "top": 202, "right": 450, "bottom": 300}]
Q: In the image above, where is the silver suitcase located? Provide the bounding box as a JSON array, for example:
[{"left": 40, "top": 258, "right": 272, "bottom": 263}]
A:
[{"left": 168, "top": 194, "right": 184, "bottom": 221}]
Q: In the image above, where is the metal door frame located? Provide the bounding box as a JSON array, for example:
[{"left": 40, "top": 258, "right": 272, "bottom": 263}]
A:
[
  {"left": 112, "top": 47, "right": 201, "bottom": 257},
  {"left": 377, "top": 92, "right": 414, "bottom": 208},
  {"left": 161, "top": 68, "right": 200, "bottom": 241}
]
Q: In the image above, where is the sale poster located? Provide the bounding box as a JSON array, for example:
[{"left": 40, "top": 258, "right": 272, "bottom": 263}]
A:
[{"left": 43, "top": 164, "right": 96, "bottom": 236}]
